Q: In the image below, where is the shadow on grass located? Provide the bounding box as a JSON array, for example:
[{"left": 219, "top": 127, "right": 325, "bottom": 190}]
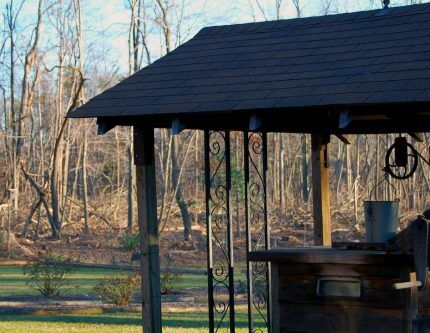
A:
[
  {"left": 162, "top": 312, "right": 250, "bottom": 328},
  {"left": 0, "top": 312, "right": 259, "bottom": 329}
]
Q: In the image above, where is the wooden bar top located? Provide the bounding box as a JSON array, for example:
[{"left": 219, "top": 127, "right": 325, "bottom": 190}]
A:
[{"left": 248, "top": 247, "right": 414, "bottom": 266}]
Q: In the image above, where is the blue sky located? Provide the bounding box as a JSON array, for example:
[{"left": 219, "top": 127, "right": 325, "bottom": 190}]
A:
[{"left": 79, "top": 0, "right": 426, "bottom": 73}]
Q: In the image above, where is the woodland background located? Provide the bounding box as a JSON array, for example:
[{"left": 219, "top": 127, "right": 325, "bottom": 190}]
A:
[{"left": 1, "top": 0, "right": 429, "bottom": 256}]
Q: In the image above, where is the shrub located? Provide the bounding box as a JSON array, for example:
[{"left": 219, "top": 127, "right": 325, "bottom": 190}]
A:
[
  {"left": 160, "top": 270, "right": 182, "bottom": 294},
  {"left": 160, "top": 254, "right": 182, "bottom": 294},
  {"left": 94, "top": 273, "right": 140, "bottom": 306},
  {"left": 23, "top": 254, "right": 74, "bottom": 297},
  {"left": 8, "top": 250, "right": 19, "bottom": 260},
  {"left": 235, "top": 279, "right": 247, "bottom": 295},
  {"left": 119, "top": 233, "right": 140, "bottom": 252}
]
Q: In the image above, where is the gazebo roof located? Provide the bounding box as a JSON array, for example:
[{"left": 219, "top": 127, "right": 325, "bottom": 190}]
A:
[{"left": 70, "top": 3, "right": 430, "bottom": 133}]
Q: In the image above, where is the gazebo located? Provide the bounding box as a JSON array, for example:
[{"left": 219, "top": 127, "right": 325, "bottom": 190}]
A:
[{"left": 71, "top": 2, "right": 430, "bottom": 332}]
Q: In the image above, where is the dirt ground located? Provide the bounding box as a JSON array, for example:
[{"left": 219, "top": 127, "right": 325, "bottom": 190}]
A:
[{"left": 0, "top": 198, "right": 422, "bottom": 266}]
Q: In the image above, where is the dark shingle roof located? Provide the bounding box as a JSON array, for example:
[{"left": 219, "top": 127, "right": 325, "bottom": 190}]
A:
[{"left": 71, "top": 3, "right": 430, "bottom": 120}]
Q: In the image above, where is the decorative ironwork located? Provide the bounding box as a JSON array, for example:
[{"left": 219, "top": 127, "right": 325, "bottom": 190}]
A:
[
  {"left": 244, "top": 131, "right": 271, "bottom": 333},
  {"left": 204, "top": 130, "right": 235, "bottom": 333}
]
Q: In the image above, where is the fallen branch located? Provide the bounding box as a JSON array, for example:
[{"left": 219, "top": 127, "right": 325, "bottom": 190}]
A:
[
  {"left": 20, "top": 197, "right": 43, "bottom": 238},
  {"left": 20, "top": 164, "right": 57, "bottom": 236}
]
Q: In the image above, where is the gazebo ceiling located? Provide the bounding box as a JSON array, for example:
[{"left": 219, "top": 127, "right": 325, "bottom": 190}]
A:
[{"left": 70, "top": 3, "right": 430, "bottom": 133}]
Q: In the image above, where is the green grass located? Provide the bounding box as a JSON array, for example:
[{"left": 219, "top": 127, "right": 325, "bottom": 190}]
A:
[
  {"left": 0, "top": 265, "right": 206, "bottom": 296},
  {"left": 0, "top": 310, "right": 260, "bottom": 332},
  {"left": 0, "top": 265, "right": 262, "bottom": 331}
]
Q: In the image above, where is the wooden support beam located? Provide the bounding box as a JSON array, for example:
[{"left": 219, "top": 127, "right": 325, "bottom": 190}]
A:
[
  {"left": 311, "top": 133, "right": 332, "bottom": 246},
  {"left": 134, "top": 126, "right": 162, "bottom": 333},
  {"left": 97, "top": 120, "right": 116, "bottom": 135},
  {"left": 335, "top": 134, "right": 351, "bottom": 145},
  {"left": 339, "top": 110, "right": 352, "bottom": 129},
  {"left": 408, "top": 132, "right": 424, "bottom": 142},
  {"left": 171, "top": 118, "right": 185, "bottom": 135},
  {"left": 249, "top": 114, "right": 262, "bottom": 131}
]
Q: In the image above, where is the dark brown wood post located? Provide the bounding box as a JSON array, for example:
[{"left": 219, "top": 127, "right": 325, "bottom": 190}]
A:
[
  {"left": 134, "top": 126, "right": 162, "bottom": 333},
  {"left": 311, "top": 133, "right": 332, "bottom": 246}
]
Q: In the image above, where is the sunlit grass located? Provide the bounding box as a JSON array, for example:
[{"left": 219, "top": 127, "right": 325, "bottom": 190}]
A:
[
  {"left": 0, "top": 265, "right": 263, "bottom": 332},
  {"left": 0, "top": 310, "right": 259, "bottom": 332},
  {"left": 0, "top": 265, "right": 206, "bottom": 296}
]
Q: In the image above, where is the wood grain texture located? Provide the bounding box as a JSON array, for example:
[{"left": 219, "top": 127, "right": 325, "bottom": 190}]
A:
[
  {"left": 263, "top": 249, "right": 425, "bottom": 332},
  {"left": 311, "top": 133, "right": 331, "bottom": 246},
  {"left": 248, "top": 248, "right": 414, "bottom": 266},
  {"left": 135, "top": 127, "right": 162, "bottom": 333},
  {"left": 279, "top": 304, "right": 403, "bottom": 333},
  {"left": 401, "top": 268, "right": 418, "bottom": 333},
  {"left": 271, "top": 263, "right": 280, "bottom": 333}
]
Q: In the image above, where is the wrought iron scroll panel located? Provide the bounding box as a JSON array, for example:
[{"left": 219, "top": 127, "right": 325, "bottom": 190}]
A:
[
  {"left": 204, "top": 130, "right": 235, "bottom": 333},
  {"left": 244, "top": 132, "right": 271, "bottom": 333}
]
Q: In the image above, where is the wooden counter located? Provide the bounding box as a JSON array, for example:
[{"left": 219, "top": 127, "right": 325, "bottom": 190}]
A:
[
  {"left": 249, "top": 248, "right": 422, "bottom": 333},
  {"left": 249, "top": 247, "right": 414, "bottom": 265}
]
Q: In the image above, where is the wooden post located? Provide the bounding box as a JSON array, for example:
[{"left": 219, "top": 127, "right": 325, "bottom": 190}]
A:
[
  {"left": 271, "top": 263, "right": 280, "bottom": 333},
  {"left": 400, "top": 269, "right": 418, "bottom": 333},
  {"left": 311, "top": 133, "right": 332, "bottom": 246},
  {"left": 134, "top": 126, "right": 162, "bottom": 333}
]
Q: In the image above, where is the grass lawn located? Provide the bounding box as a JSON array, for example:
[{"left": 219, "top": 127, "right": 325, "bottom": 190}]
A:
[
  {"left": 0, "top": 310, "right": 259, "bottom": 332},
  {"left": 0, "top": 265, "right": 262, "bottom": 332},
  {"left": 0, "top": 265, "right": 206, "bottom": 296}
]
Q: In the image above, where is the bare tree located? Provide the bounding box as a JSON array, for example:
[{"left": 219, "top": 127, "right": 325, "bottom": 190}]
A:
[
  {"left": 154, "top": 0, "right": 192, "bottom": 241},
  {"left": 319, "top": 0, "right": 338, "bottom": 15},
  {"left": 404, "top": 0, "right": 424, "bottom": 4},
  {"left": 4, "top": 0, "right": 26, "bottom": 211},
  {"left": 16, "top": 0, "right": 43, "bottom": 158},
  {"left": 292, "top": 0, "right": 301, "bottom": 18},
  {"left": 254, "top": 0, "right": 268, "bottom": 20},
  {"left": 275, "top": 0, "right": 283, "bottom": 19},
  {"left": 126, "top": 0, "right": 138, "bottom": 231}
]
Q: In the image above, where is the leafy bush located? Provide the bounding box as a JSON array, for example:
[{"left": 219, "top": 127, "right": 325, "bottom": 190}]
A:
[
  {"left": 94, "top": 273, "right": 140, "bottom": 306},
  {"left": 8, "top": 250, "right": 19, "bottom": 260},
  {"left": 235, "top": 279, "right": 247, "bottom": 295},
  {"left": 160, "top": 270, "right": 182, "bottom": 294},
  {"left": 119, "top": 233, "right": 140, "bottom": 252},
  {"left": 160, "top": 254, "right": 182, "bottom": 294},
  {"left": 23, "top": 254, "right": 74, "bottom": 297}
]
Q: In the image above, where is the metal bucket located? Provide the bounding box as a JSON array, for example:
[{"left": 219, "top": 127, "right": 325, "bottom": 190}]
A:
[{"left": 364, "top": 200, "right": 399, "bottom": 243}]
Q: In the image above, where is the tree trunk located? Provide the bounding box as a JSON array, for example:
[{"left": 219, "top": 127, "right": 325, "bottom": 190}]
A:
[
  {"left": 127, "top": 129, "right": 134, "bottom": 230},
  {"left": 82, "top": 122, "right": 89, "bottom": 232},
  {"left": 171, "top": 135, "right": 192, "bottom": 241}
]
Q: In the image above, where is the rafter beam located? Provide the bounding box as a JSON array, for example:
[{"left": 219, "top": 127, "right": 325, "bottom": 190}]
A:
[
  {"left": 408, "top": 132, "right": 425, "bottom": 142},
  {"left": 335, "top": 134, "right": 352, "bottom": 144},
  {"left": 339, "top": 110, "right": 353, "bottom": 129},
  {"left": 249, "top": 114, "right": 263, "bottom": 131},
  {"left": 172, "top": 118, "right": 185, "bottom": 135},
  {"left": 97, "top": 121, "right": 115, "bottom": 135}
]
